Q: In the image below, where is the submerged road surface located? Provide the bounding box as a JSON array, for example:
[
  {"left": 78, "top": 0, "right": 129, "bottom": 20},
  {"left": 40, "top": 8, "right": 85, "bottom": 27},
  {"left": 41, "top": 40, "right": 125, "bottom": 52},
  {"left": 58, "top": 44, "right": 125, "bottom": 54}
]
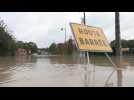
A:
[{"left": 0, "top": 55, "right": 134, "bottom": 87}]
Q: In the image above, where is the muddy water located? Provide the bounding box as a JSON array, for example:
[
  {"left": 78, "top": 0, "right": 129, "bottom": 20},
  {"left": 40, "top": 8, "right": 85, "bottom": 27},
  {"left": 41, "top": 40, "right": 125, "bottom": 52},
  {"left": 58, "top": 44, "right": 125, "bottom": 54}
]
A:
[{"left": 0, "top": 55, "right": 134, "bottom": 87}]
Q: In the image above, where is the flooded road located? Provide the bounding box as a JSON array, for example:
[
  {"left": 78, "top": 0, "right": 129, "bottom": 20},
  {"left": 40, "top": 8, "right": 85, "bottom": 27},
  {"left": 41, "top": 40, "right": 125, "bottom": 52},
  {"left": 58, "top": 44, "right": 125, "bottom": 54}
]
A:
[{"left": 0, "top": 55, "right": 134, "bottom": 87}]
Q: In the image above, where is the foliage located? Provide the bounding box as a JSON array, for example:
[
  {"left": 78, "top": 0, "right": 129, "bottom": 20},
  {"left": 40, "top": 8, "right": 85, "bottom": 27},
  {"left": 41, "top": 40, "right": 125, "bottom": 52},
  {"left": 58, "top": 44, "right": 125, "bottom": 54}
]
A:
[
  {"left": 110, "top": 39, "right": 134, "bottom": 48},
  {"left": 16, "top": 41, "right": 38, "bottom": 54},
  {"left": 48, "top": 38, "right": 75, "bottom": 55},
  {"left": 0, "top": 19, "right": 38, "bottom": 56},
  {"left": 110, "top": 39, "right": 134, "bottom": 54},
  {"left": 0, "top": 19, "right": 16, "bottom": 56},
  {"left": 66, "top": 38, "right": 74, "bottom": 55},
  {"left": 48, "top": 43, "right": 58, "bottom": 54}
]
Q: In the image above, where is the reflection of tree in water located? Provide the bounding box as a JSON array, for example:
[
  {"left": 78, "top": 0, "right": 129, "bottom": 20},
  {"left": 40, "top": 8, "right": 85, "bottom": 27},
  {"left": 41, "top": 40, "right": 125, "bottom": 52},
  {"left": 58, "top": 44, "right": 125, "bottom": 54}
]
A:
[
  {"left": 15, "top": 56, "right": 37, "bottom": 64},
  {"left": 0, "top": 69, "right": 13, "bottom": 83},
  {"left": 0, "top": 56, "right": 16, "bottom": 83},
  {"left": 0, "top": 56, "right": 37, "bottom": 84},
  {"left": 0, "top": 56, "right": 16, "bottom": 67},
  {"left": 116, "top": 55, "right": 123, "bottom": 87},
  {"left": 48, "top": 54, "right": 134, "bottom": 68},
  {"left": 89, "top": 55, "right": 130, "bottom": 68},
  {"left": 88, "top": 55, "right": 113, "bottom": 67},
  {"left": 117, "top": 69, "right": 122, "bottom": 87},
  {"left": 49, "top": 55, "right": 112, "bottom": 65},
  {"left": 49, "top": 55, "right": 82, "bottom": 64}
]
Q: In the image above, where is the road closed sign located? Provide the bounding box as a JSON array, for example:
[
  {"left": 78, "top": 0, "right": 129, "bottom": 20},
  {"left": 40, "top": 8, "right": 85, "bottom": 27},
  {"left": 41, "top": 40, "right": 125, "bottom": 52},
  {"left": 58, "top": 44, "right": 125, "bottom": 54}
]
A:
[{"left": 70, "top": 23, "right": 112, "bottom": 52}]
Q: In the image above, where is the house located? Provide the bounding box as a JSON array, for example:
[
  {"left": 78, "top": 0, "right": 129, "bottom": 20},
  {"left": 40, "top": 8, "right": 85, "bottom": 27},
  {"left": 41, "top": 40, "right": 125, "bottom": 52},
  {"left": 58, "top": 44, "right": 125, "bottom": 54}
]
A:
[
  {"left": 57, "top": 43, "right": 65, "bottom": 54},
  {"left": 38, "top": 48, "right": 48, "bottom": 55},
  {"left": 16, "top": 48, "right": 27, "bottom": 56},
  {"left": 15, "top": 48, "right": 31, "bottom": 56},
  {"left": 121, "top": 48, "right": 130, "bottom": 52}
]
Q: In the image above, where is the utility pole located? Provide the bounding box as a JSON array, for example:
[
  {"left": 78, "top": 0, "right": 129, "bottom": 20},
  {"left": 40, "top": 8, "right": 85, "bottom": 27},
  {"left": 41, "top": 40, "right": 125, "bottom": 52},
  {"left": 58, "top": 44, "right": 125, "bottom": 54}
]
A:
[
  {"left": 61, "top": 27, "right": 66, "bottom": 43},
  {"left": 61, "top": 26, "right": 67, "bottom": 55},
  {"left": 83, "top": 12, "right": 88, "bottom": 59},
  {"left": 115, "top": 12, "right": 122, "bottom": 87},
  {"left": 115, "top": 12, "right": 122, "bottom": 58},
  {"left": 83, "top": 12, "right": 89, "bottom": 61},
  {"left": 83, "top": 12, "right": 90, "bottom": 87},
  {"left": 83, "top": 12, "right": 86, "bottom": 25},
  {"left": 64, "top": 27, "right": 67, "bottom": 43}
]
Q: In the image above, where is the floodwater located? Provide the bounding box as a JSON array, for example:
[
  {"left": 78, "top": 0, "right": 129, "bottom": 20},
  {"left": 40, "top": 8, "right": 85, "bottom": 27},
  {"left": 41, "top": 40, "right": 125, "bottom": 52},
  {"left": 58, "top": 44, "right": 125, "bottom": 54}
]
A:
[{"left": 0, "top": 54, "right": 134, "bottom": 87}]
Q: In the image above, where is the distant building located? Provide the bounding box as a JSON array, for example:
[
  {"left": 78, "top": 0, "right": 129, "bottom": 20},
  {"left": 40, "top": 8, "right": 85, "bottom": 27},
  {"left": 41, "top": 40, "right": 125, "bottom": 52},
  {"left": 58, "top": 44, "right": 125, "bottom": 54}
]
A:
[
  {"left": 16, "top": 48, "right": 31, "bottom": 56},
  {"left": 28, "top": 50, "right": 31, "bottom": 55},
  {"left": 38, "top": 48, "right": 48, "bottom": 55},
  {"left": 72, "top": 40, "right": 77, "bottom": 49},
  {"left": 57, "top": 43, "right": 65, "bottom": 48},
  {"left": 57, "top": 43, "right": 65, "bottom": 54},
  {"left": 16, "top": 48, "right": 27, "bottom": 56},
  {"left": 121, "top": 48, "right": 130, "bottom": 52}
]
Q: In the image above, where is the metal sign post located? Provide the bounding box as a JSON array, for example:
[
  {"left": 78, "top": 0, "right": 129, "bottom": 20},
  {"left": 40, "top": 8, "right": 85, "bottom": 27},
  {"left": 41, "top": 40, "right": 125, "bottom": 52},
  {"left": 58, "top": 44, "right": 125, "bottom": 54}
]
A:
[
  {"left": 87, "top": 52, "right": 90, "bottom": 65},
  {"left": 86, "top": 51, "right": 90, "bottom": 87},
  {"left": 84, "top": 51, "right": 91, "bottom": 87}
]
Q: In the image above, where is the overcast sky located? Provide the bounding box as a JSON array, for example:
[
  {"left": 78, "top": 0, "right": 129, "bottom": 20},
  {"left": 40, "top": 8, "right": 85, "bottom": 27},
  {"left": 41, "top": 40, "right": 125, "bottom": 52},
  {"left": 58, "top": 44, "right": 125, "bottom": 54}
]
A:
[{"left": 0, "top": 12, "right": 134, "bottom": 48}]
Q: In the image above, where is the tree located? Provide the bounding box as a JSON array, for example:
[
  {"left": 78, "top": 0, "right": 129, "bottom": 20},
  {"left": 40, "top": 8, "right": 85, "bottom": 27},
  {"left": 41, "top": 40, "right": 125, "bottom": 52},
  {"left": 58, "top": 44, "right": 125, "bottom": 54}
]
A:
[
  {"left": 0, "top": 19, "right": 16, "bottom": 56},
  {"left": 48, "top": 38, "right": 75, "bottom": 55},
  {"left": 66, "top": 38, "right": 74, "bottom": 55},
  {"left": 48, "top": 43, "right": 58, "bottom": 54},
  {"left": 111, "top": 39, "right": 134, "bottom": 54},
  {"left": 16, "top": 41, "right": 38, "bottom": 54},
  {"left": 16, "top": 41, "right": 24, "bottom": 48},
  {"left": 0, "top": 19, "right": 38, "bottom": 56},
  {"left": 111, "top": 40, "right": 129, "bottom": 48},
  {"left": 27, "top": 42, "right": 38, "bottom": 53}
]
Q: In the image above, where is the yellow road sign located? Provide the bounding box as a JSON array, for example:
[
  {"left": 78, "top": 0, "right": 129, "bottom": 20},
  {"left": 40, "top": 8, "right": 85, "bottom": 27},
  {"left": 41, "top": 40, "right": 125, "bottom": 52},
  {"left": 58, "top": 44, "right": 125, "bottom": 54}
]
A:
[{"left": 70, "top": 23, "right": 112, "bottom": 52}]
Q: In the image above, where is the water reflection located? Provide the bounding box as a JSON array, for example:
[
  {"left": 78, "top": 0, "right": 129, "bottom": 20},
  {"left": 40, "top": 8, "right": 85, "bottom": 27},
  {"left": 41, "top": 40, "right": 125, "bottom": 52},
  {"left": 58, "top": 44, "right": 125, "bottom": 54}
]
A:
[
  {"left": 0, "top": 56, "right": 37, "bottom": 84},
  {"left": 116, "top": 55, "right": 123, "bottom": 87},
  {"left": 15, "top": 56, "right": 37, "bottom": 64},
  {"left": 117, "top": 69, "right": 123, "bottom": 87},
  {"left": 48, "top": 55, "right": 83, "bottom": 64},
  {"left": 83, "top": 54, "right": 124, "bottom": 87},
  {"left": 47, "top": 55, "right": 132, "bottom": 68},
  {"left": 104, "top": 69, "right": 123, "bottom": 87}
]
